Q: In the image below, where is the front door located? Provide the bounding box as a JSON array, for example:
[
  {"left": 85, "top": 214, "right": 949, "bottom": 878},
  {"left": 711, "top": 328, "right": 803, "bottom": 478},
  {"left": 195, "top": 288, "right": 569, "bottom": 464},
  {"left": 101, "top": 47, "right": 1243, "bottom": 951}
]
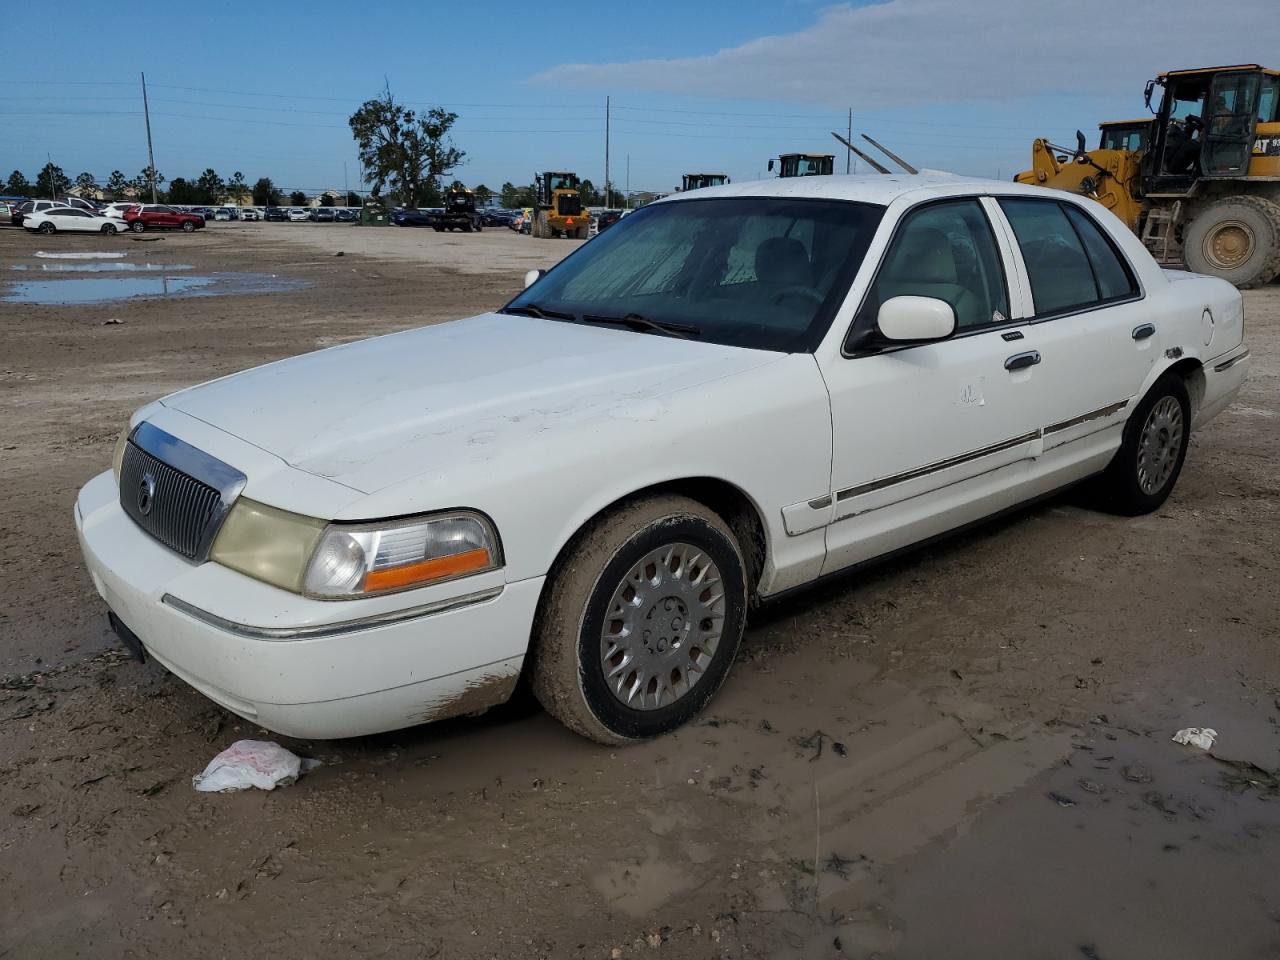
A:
[
  {"left": 818, "top": 197, "right": 1044, "bottom": 575},
  {"left": 1201, "top": 71, "right": 1262, "bottom": 177}
]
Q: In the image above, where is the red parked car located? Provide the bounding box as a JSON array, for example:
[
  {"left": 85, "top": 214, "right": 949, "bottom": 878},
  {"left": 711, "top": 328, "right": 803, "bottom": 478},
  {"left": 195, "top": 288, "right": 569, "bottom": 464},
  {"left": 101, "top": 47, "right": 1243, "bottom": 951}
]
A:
[{"left": 122, "top": 204, "right": 205, "bottom": 233}]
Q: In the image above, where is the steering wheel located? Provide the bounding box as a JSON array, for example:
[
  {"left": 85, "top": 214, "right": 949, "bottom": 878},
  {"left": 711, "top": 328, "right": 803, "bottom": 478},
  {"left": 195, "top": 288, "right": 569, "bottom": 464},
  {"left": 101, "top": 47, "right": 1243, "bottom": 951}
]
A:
[{"left": 771, "top": 285, "right": 824, "bottom": 306}]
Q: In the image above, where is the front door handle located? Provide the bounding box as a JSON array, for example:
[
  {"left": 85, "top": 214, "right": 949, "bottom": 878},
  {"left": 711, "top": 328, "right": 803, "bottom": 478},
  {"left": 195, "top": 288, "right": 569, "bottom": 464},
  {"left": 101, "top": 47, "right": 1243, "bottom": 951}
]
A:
[
  {"left": 1004, "top": 350, "right": 1042, "bottom": 371},
  {"left": 1132, "top": 323, "right": 1156, "bottom": 341}
]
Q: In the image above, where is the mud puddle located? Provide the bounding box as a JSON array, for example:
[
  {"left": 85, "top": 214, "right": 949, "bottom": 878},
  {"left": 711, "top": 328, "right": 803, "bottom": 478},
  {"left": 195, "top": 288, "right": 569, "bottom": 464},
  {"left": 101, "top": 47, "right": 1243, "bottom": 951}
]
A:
[
  {"left": 11, "top": 262, "right": 194, "bottom": 273},
  {"left": 2, "top": 272, "right": 306, "bottom": 305}
]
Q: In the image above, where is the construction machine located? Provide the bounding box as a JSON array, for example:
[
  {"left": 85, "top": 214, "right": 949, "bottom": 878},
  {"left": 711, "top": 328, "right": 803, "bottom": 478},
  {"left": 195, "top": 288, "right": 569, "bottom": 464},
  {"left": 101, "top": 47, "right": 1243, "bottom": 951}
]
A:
[
  {"left": 768, "top": 154, "right": 834, "bottom": 177},
  {"left": 531, "top": 171, "right": 587, "bottom": 239},
  {"left": 426, "top": 187, "right": 484, "bottom": 233},
  {"left": 1017, "top": 64, "right": 1280, "bottom": 287},
  {"left": 680, "top": 173, "right": 730, "bottom": 191}
]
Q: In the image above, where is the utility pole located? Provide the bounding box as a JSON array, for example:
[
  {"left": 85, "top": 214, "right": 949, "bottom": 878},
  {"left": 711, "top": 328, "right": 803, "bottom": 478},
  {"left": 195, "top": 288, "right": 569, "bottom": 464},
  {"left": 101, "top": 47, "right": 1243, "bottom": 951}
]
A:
[
  {"left": 604, "top": 95, "right": 610, "bottom": 209},
  {"left": 846, "top": 108, "right": 853, "bottom": 174},
  {"left": 141, "top": 72, "right": 157, "bottom": 203},
  {"left": 626, "top": 154, "right": 630, "bottom": 210}
]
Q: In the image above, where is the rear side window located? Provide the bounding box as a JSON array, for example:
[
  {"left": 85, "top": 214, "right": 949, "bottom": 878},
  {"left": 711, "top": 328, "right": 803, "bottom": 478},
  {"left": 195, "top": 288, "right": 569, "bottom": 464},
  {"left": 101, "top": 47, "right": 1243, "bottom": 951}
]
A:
[{"left": 999, "top": 198, "right": 1137, "bottom": 315}]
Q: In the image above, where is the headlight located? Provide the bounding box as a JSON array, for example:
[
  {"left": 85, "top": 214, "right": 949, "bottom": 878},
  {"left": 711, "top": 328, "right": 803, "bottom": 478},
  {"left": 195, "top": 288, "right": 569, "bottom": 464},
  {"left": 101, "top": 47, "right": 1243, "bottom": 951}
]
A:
[
  {"left": 303, "top": 512, "right": 500, "bottom": 598},
  {"left": 209, "top": 503, "right": 500, "bottom": 599},
  {"left": 111, "top": 425, "right": 131, "bottom": 484}
]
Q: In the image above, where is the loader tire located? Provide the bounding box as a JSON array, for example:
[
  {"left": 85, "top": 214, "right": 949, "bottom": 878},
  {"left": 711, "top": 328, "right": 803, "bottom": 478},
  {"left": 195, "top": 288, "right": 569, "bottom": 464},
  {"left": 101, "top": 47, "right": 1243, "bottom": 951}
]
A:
[{"left": 1183, "top": 195, "right": 1280, "bottom": 288}]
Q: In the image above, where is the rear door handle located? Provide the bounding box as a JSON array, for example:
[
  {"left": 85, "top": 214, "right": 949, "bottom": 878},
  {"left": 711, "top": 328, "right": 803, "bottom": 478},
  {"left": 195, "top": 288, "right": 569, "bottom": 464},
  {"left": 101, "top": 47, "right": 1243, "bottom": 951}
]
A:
[
  {"left": 1004, "top": 350, "right": 1042, "bottom": 371},
  {"left": 1132, "top": 323, "right": 1156, "bottom": 341}
]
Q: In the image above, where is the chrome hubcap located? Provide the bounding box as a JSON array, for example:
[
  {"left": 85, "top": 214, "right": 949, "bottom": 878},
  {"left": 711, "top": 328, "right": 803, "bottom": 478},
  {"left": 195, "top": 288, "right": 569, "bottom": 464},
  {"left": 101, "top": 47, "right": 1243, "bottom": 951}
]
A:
[
  {"left": 1136, "top": 396, "right": 1183, "bottom": 495},
  {"left": 599, "top": 542, "right": 725, "bottom": 711}
]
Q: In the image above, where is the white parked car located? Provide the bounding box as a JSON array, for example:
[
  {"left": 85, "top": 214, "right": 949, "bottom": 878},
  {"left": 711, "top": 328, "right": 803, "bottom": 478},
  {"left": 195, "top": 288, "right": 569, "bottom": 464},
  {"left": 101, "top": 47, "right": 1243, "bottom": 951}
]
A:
[
  {"left": 24, "top": 207, "right": 126, "bottom": 235},
  {"left": 287, "top": 208, "right": 310, "bottom": 222},
  {"left": 99, "top": 202, "right": 137, "bottom": 221},
  {"left": 75, "top": 175, "right": 1249, "bottom": 743},
  {"left": 240, "top": 207, "right": 261, "bottom": 221}
]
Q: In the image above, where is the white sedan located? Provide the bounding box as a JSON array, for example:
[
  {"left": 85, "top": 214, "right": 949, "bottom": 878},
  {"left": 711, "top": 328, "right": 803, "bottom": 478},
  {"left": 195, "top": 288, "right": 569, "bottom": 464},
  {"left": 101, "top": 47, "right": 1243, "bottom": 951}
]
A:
[
  {"left": 75, "top": 174, "right": 1249, "bottom": 743},
  {"left": 287, "top": 208, "right": 310, "bottom": 222},
  {"left": 25, "top": 207, "right": 126, "bottom": 235}
]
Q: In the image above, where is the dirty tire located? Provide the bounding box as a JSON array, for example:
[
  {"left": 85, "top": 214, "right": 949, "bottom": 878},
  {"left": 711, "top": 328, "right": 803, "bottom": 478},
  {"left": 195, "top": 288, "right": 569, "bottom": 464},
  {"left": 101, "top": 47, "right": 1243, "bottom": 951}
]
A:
[
  {"left": 1095, "top": 373, "right": 1191, "bottom": 515},
  {"left": 530, "top": 495, "right": 748, "bottom": 745},
  {"left": 1183, "top": 195, "right": 1280, "bottom": 288},
  {"left": 130, "top": 220, "right": 145, "bottom": 233}
]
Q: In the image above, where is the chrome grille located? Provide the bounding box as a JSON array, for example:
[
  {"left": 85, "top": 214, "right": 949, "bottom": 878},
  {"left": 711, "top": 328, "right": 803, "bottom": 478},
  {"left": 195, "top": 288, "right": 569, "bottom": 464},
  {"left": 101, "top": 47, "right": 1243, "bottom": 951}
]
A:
[{"left": 118, "top": 423, "right": 246, "bottom": 562}]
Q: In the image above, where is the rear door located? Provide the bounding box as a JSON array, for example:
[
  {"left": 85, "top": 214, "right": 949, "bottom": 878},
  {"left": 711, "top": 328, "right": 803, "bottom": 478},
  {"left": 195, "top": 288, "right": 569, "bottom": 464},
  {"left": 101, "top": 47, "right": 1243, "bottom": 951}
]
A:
[
  {"left": 992, "top": 196, "right": 1152, "bottom": 466},
  {"left": 818, "top": 196, "right": 1045, "bottom": 574}
]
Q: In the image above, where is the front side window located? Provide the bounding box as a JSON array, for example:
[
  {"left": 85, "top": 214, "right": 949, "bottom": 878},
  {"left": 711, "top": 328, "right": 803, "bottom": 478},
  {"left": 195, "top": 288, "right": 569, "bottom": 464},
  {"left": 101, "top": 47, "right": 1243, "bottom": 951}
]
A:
[
  {"left": 999, "top": 198, "right": 1136, "bottom": 316},
  {"left": 505, "top": 197, "right": 884, "bottom": 352},
  {"left": 858, "top": 199, "right": 1009, "bottom": 333}
]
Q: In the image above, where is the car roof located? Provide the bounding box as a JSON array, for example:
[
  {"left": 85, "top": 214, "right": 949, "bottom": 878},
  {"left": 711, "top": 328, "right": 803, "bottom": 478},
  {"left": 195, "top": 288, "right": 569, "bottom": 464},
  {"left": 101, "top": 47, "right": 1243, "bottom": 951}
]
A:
[{"left": 652, "top": 172, "right": 1067, "bottom": 207}]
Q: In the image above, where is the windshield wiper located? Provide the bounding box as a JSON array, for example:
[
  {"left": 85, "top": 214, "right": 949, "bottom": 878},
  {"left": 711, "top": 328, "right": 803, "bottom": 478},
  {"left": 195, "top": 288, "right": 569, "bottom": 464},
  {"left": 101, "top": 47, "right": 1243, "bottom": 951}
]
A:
[
  {"left": 501, "top": 303, "right": 576, "bottom": 321},
  {"left": 581, "top": 312, "right": 701, "bottom": 339}
]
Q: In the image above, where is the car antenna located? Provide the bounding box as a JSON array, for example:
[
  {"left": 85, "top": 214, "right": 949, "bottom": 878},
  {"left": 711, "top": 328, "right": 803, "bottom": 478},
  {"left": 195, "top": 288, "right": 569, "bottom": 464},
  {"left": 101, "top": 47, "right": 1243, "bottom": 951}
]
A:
[
  {"left": 860, "top": 133, "right": 919, "bottom": 175},
  {"left": 830, "top": 131, "right": 891, "bottom": 174}
]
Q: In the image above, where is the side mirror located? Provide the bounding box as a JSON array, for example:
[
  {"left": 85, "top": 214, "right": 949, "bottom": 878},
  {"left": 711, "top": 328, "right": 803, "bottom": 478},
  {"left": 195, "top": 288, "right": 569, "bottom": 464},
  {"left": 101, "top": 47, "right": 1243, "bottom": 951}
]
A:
[
  {"left": 877, "top": 296, "right": 956, "bottom": 342},
  {"left": 1144, "top": 79, "right": 1156, "bottom": 112},
  {"left": 523, "top": 268, "right": 544, "bottom": 289}
]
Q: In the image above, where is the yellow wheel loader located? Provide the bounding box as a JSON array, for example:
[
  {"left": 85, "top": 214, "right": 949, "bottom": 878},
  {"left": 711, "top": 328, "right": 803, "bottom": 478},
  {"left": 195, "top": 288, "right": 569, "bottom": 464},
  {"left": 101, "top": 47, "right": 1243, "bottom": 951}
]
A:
[
  {"left": 531, "top": 172, "right": 587, "bottom": 239},
  {"left": 1018, "top": 64, "right": 1280, "bottom": 287}
]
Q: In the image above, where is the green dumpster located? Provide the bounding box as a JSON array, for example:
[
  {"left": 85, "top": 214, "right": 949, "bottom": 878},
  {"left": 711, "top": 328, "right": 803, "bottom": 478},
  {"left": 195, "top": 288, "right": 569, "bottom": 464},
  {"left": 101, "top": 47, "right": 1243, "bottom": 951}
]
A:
[{"left": 359, "top": 204, "right": 389, "bottom": 226}]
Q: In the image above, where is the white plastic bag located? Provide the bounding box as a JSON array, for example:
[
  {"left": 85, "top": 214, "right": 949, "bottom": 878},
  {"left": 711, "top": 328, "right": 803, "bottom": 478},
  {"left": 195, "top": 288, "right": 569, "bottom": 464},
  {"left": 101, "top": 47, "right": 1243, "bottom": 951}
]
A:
[
  {"left": 192, "top": 740, "right": 319, "bottom": 793},
  {"left": 1172, "top": 727, "right": 1217, "bottom": 750}
]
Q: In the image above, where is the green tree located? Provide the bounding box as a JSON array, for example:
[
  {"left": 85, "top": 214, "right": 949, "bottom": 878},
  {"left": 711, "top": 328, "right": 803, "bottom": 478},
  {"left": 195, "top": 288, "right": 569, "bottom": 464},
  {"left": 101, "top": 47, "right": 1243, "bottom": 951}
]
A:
[
  {"left": 578, "top": 178, "right": 598, "bottom": 206},
  {"left": 6, "top": 170, "right": 32, "bottom": 195},
  {"left": 74, "top": 171, "right": 98, "bottom": 198},
  {"left": 499, "top": 181, "right": 520, "bottom": 208},
  {"left": 195, "top": 168, "right": 224, "bottom": 204},
  {"left": 252, "top": 177, "right": 280, "bottom": 206},
  {"left": 348, "top": 84, "right": 464, "bottom": 206},
  {"left": 132, "top": 166, "right": 164, "bottom": 202},
  {"left": 320, "top": 192, "right": 337, "bottom": 207},
  {"left": 167, "top": 178, "right": 197, "bottom": 205},
  {"left": 105, "top": 170, "right": 128, "bottom": 200},
  {"left": 344, "top": 191, "right": 363, "bottom": 207},
  {"left": 35, "top": 162, "right": 70, "bottom": 198},
  {"left": 473, "top": 183, "right": 492, "bottom": 206},
  {"left": 227, "top": 170, "right": 247, "bottom": 201},
  {"left": 289, "top": 190, "right": 307, "bottom": 206}
]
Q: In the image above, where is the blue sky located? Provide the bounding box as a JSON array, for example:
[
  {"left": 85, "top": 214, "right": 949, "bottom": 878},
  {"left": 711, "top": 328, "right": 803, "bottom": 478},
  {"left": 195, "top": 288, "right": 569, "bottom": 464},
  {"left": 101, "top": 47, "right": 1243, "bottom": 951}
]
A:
[{"left": 4, "top": 0, "right": 1278, "bottom": 198}]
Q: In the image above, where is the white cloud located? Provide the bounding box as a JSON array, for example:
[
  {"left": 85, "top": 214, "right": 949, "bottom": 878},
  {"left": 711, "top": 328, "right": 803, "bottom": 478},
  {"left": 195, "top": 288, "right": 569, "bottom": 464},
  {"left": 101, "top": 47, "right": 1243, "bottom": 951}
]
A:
[{"left": 533, "top": 0, "right": 1280, "bottom": 109}]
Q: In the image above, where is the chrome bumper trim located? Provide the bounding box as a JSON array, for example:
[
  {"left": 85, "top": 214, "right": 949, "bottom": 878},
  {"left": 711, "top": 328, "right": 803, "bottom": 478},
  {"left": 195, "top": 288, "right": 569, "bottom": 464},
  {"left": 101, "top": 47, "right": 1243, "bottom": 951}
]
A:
[
  {"left": 161, "top": 586, "right": 505, "bottom": 640},
  {"left": 1043, "top": 399, "right": 1130, "bottom": 435},
  {"left": 1213, "top": 349, "right": 1250, "bottom": 373},
  {"left": 835, "top": 431, "right": 1041, "bottom": 501}
]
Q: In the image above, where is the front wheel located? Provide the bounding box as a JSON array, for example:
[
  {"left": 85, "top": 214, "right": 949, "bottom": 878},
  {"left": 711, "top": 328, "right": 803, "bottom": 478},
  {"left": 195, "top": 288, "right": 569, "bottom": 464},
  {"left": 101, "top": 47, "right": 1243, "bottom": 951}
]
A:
[
  {"left": 530, "top": 495, "right": 747, "bottom": 744},
  {"left": 1095, "top": 373, "right": 1191, "bottom": 515},
  {"left": 130, "top": 220, "right": 145, "bottom": 233},
  {"left": 181, "top": 221, "right": 195, "bottom": 233},
  {"left": 101, "top": 223, "right": 117, "bottom": 235},
  {"left": 38, "top": 222, "right": 56, "bottom": 235}
]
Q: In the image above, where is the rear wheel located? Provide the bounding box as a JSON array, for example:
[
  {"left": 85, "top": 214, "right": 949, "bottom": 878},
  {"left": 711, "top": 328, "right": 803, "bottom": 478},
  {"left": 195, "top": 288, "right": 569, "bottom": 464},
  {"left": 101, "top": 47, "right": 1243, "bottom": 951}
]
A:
[
  {"left": 1183, "top": 195, "right": 1280, "bottom": 288},
  {"left": 1096, "top": 373, "right": 1191, "bottom": 515},
  {"left": 38, "top": 221, "right": 56, "bottom": 235},
  {"left": 530, "top": 495, "right": 747, "bottom": 744},
  {"left": 101, "top": 223, "right": 117, "bottom": 235},
  {"left": 130, "top": 220, "right": 145, "bottom": 233},
  {"left": 181, "top": 220, "right": 195, "bottom": 233}
]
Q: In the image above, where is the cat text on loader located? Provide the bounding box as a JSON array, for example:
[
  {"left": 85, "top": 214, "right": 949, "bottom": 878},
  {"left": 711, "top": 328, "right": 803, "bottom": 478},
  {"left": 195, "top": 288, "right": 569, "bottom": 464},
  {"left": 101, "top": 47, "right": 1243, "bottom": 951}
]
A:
[
  {"left": 531, "top": 171, "right": 588, "bottom": 239},
  {"left": 1018, "top": 64, "right": 1280, "bottom": 287}
]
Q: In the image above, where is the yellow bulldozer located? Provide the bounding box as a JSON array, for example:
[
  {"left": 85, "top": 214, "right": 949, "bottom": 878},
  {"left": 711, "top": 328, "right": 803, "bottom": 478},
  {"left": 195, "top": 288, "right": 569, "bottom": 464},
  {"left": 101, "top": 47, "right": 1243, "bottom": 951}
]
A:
[
  {"left": 1018, "top": 64, "right": 1280, "bottom": 287},
  {"left": 531, "top": 171, "right": 588, "bottom": 239}
]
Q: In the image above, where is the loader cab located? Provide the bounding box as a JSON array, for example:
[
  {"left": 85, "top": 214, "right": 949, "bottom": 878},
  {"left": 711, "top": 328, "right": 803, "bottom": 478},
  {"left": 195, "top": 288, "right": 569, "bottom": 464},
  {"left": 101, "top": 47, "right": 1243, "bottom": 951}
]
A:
[
  {"left": 1098, "top": 120, "right": 1151, "bottom": 153},
  {"left": 542, "top": 172, "right": 579, "bottom": 195},
  {"left": 769, "top": 154, "right": 834, "bottom": 178},
  {"left": 1146, "top": 65, "right": 1280, "bottom": 194},
  {"left": 681, "top": 173, "right": 729, "bottom": 191}
]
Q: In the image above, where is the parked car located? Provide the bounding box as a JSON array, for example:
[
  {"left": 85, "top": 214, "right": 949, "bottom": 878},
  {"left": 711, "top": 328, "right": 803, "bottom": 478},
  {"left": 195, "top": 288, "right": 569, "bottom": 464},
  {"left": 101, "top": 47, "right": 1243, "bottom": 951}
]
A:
[
  {"left": 334, "top": 208, "right": 356, "bottom": 223},
  {"left": 287, "top": 208, "right": 310, "bottom": 222},
  {"left": 75, "top": 175, "right": 1248, "bottom": 743},
  {"left": 391, "top": 207, "right": 432, "bottom": 227},
  {"left": 123, "top": 204, "right": 206, "bottom": 233},
  {"left": 191, "top": 207, "right": 216, "bottom": 221},
  {"left": 13, "top": 199, "right": 71, "bottom": 228},
  {"left": 99, "top": 202, "right": 138, "bottom": 222},
  {"left": 213, "top": 208, "right": 232, "bottom": 221},
  {"left": 23, "top": 207, "right": 126, "bottom": 235},
  {"left": 0, "top": 200, "right": 16, "bottom": 225},
  {"left": 313, "top": 208, "right": 335, "bottom": 222},
  {"left": 264, "top": 207, "right": 287, "bottom": 222},
  {"left": 596, "top": 210, "right": 624, "bottom": 232},
  {"left": 240, "top": 207, "right": 261, "bottom": 221}
]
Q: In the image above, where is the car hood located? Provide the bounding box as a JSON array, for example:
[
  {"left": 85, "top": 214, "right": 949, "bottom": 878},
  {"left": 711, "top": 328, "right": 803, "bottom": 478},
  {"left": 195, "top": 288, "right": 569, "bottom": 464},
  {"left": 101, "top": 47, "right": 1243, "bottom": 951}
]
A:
[{"left": 160, "top": 312, "right": 780, "bottom": 495}]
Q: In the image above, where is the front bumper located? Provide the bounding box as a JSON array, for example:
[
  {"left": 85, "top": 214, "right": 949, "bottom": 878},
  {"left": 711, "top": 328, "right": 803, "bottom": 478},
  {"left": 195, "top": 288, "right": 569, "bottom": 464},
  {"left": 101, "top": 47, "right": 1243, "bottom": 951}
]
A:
[{"left": 75, "top": 470, "right": 542, "bottom": 739}]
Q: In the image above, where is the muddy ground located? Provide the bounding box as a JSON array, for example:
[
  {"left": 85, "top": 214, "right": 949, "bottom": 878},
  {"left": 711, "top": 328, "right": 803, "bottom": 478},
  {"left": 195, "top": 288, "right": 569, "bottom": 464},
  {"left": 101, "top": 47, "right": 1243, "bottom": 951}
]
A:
[{"left": 2, "top": 221, "right": 1279, "bottom": 959}]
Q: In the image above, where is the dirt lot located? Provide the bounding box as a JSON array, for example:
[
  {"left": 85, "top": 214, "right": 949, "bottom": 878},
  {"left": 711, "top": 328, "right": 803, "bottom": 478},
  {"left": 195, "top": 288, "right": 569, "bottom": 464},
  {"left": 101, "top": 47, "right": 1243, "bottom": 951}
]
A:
[{"left": 2, "top": 221, "right": 1279, "bottom": 959}]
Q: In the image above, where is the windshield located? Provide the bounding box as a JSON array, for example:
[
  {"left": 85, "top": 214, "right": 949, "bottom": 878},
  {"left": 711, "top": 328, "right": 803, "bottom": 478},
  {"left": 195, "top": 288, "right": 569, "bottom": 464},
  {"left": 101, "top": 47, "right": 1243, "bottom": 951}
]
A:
[{"left": 505, "top": 196, "right": 884, "bottom": 352}]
